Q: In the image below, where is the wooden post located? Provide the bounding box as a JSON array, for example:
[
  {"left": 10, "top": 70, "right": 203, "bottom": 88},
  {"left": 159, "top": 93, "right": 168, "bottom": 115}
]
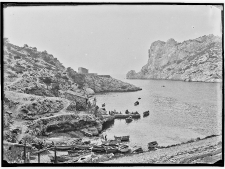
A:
[
  {"left": 24, "top": 140, "right": 26, "bottom": 163},
  {"left": 54, "top": 145, "right": 57, "bottom": 164},
  {"left": 38, "top": 143, "right": 40, "bottom": 163}
]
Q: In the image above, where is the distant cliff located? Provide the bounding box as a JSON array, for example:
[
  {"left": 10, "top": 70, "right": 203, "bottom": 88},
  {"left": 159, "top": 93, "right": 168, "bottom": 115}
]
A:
[{"left": 126, "top": 34, "right": 222, "bottom": 82}]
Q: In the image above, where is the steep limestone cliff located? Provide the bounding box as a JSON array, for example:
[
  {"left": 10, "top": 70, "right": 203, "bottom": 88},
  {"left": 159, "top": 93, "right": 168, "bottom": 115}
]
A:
[{"left": 127, "top": 34, "right": 222, "bottom": 82}]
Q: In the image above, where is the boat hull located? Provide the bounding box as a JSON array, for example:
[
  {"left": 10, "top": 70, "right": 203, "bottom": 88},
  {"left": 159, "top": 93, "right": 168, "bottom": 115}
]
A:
[
  {"left": 114, "top": 114, "right": 140, "bottom": 119},
  {"left": 49, "top": 146, "right": 72, "bottom": 151},
  {"left": 118, "top": 145, "right": 130, "bottom": 153},
  {"left": 105, "top": 146, "right": 118, "bottom": 153},
  {"left": 115, "top": 136, "right": 130, "bottom": 141}
]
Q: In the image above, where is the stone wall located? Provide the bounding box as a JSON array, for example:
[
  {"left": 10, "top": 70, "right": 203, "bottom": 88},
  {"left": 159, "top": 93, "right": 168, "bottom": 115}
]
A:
[
  {"left": 78, "top": 67, "right": 88, "bottom": 74},
  {"left": 64, "top": 92, "right": 87, "bottom": 111}
]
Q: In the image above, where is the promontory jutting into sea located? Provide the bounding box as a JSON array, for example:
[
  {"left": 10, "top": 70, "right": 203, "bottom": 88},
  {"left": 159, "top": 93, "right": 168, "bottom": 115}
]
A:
[{"left": 3, "top": 4, "right": 223, "bottom": 165}]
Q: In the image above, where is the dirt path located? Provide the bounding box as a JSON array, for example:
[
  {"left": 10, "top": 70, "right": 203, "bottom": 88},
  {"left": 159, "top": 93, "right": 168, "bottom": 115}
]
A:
[{"left": 103, "top": 136, "right": 222, "bottom": 164}]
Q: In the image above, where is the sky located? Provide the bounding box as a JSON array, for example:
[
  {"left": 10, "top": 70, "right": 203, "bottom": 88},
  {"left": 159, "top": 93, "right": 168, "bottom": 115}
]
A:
[{"left": 4, "top": 5, "right": 222, "bottom": 78}]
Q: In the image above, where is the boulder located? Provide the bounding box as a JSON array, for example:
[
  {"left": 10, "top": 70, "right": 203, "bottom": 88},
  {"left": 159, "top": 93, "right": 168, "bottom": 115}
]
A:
[
  {"left": 85, "top": 88, "right": 95, "bottom": 95},
  {"left": 88, "top": 127, "right": 99, "bottom": 136}
]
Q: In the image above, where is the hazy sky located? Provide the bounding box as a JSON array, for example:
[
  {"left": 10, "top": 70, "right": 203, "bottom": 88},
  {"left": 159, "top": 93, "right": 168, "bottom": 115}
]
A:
[{"left": 4, "top": 5, "right": 221, "bottom": 77}]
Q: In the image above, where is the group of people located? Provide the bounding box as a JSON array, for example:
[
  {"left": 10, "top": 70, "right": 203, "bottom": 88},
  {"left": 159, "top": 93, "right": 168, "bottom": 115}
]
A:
[{"left": 109, "top": 110, "right": 122, "bottom": 115}]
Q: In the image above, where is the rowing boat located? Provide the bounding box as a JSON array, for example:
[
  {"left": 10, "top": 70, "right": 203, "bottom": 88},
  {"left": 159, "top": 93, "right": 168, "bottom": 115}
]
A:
[
  {"left": 105, "top": 146, "right": 118, "bottom": 153},
  {"left": 49, "top": 146, "right": 72, "bottom": 151},
  {"left": 118, "top": 144, "right": 130, "bottom": 153}
]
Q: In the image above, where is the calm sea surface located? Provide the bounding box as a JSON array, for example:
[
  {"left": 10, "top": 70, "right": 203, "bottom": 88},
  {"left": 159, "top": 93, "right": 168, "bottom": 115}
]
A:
[{"left": 95, "top": 77, "right": 222, "bottom": 150}]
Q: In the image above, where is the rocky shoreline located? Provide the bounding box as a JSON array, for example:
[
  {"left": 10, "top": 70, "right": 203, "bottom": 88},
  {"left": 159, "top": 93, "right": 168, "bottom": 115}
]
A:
[
  {"left": 125, "top": 77, "right": 222, "bottom": 83},
  {"left": 103, "top": 135, "right": 222, "bottom": 164}
]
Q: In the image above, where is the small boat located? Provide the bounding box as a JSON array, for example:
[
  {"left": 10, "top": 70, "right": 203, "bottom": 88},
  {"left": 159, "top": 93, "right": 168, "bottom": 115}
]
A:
[
  {"left": 118, "top": 144, "right": 130, "bottom": 153},
  {"left": 105, "top": 146, "right": 118, "bottom": 153},
  {"left": 134, "top": 101, "right": 139, "bottom": 106},
  {"left": 67, "top": 150, "right": 80, "bottom": 157},
  {"left": 102, "top": 140, "right": 120, "bottom": 146},
  {"left": 125, "top": 116, "right": 133, "bottom": 123},
  {"left": 114, "top": 136, "right": 122, "bottom": 141},
  {"left": 49, "top": 145, "right": 72, "bottom": 151},
  {"left": 114, "top": 135, "right": 130, "bottom": 142},
  {"left": 143, "top": 111, "right": 150, "bottom": 117},
  {"left": 121, "top": 136, "right": 130, "bottom": 141},
  {"left": 131, "top": 146, "right": 144, "bottom": 154},
  {"left": 138, "top": 98, "right": 141, "bottom": 99},
  {"left": 91, "top": 145, "right": 106, "bottom": 153},
  {"left": 148, "top": 141, "right": 158, "bottom": 151},
  {"left": 74, "top": 145, "right": 92, "bottom": 150},
  {"left": 76, "top": 155, "right": 92, "bottom": 163},
  {"left": 49, "top": 155, "right": 71, "bottom": 162}
]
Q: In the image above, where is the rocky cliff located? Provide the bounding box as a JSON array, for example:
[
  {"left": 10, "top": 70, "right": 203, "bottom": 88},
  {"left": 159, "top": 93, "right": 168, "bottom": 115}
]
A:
[{"left": 126, "top": 34, "right": 222, "bottom": 82}]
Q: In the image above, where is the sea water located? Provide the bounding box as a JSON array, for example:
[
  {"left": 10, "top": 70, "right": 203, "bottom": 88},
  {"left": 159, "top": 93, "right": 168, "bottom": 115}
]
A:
[{"left": 95, "top": 77, "right": 222, "bottom": 149}]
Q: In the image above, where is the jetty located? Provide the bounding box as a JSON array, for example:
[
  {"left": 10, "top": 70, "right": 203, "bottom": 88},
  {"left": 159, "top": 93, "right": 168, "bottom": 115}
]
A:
[{"left": 114, "top": 114, "right": 140, "bottom": 119}]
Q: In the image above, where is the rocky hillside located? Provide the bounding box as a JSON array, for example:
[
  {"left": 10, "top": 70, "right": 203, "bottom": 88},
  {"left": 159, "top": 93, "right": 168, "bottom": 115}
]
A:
[
  {"left": 127, "top": 34, "right": 222, "bottom": 82},
  {"left": 3, "top": 38, "right": 141, "bottom": 98},
  {"left": 3, "top": 38, "right": 140, "bottom": 150}
]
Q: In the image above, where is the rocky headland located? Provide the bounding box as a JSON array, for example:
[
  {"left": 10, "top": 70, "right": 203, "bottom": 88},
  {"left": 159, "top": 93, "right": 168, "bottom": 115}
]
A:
[{"left": 127, "top": 34, "right": 222, "bottom": 82}]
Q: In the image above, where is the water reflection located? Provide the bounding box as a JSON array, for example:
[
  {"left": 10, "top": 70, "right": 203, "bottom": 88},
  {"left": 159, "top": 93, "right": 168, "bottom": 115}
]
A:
[{"left": 102, "top": 119, "right": 115, "bottom": 131}]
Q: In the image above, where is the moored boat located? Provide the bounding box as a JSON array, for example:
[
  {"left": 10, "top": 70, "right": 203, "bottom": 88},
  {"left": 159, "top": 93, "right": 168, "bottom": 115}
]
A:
[
  {"left": 114, "top": 135, "right": 130, "bottom": 142},
  {"left": 67, "top": 150, "right": 80, "bottom": 157},
  {"left": 105, "top": 146, "right": 118, "bottom": 153},
  {"left": 74, "top": 145, "right": 92, "bottom": 150},
  {"left": 143, "top": 110, "right": 150, "bottom": 117},
  {"left": 114, "top": 136, "right": 121, "bottom": 141},
  {"left": 131, "top": 146, "right": 143, "bottom": 154},
  {"left": 91, "top": 145, "right": 106, "bottom": 153},
  {"left": 114, "top": 114, "right": 140, "bottom": 119},
  {"left": 49, "top": 145, "right": 72, "bottom": 151},
  {"left": 121, "top": 136, "right": 130, "bottom": 141},
  {"left": 134, "top": 101, "right": 139, "bottom": 106},
  {"left": 102, "top": 139, "right": 120, "bottom": 146},
  {"left": 148, "top": 141, "right": 158, "bottom": 151},
  {"left": 49, "top": 155, "right": 71, "bottom": 162},
  {"left": 118, "top": 144, "right": 130, "bottom": 153},
  {"left": 125, "top": 116, "right": 133, "bottom": 123}
]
